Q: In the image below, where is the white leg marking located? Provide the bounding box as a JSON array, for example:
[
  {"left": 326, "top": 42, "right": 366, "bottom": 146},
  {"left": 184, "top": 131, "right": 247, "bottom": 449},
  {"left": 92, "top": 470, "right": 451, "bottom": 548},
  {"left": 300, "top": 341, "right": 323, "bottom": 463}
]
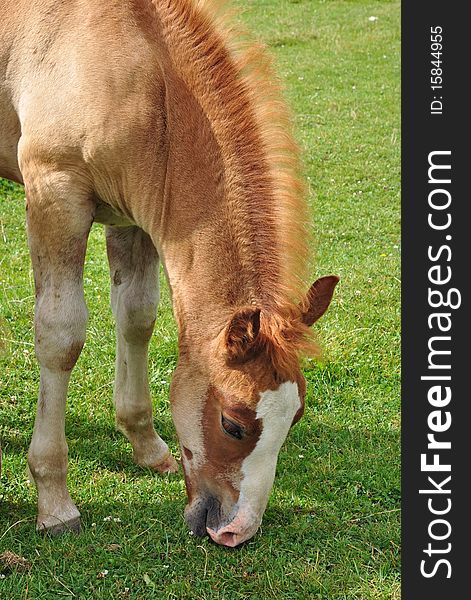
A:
[
  {"left": 106, "top": 226, "right": 178, "bottom": 473},
  {"left": 22, "top": 164, "right": 93, "bottom": 533}
]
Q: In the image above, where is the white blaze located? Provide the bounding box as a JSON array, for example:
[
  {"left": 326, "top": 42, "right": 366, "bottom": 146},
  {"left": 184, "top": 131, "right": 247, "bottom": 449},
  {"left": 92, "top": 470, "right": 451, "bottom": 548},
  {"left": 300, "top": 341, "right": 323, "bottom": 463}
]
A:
[{"left": 237, "top": 381, "right": 301, "bottom": 524}]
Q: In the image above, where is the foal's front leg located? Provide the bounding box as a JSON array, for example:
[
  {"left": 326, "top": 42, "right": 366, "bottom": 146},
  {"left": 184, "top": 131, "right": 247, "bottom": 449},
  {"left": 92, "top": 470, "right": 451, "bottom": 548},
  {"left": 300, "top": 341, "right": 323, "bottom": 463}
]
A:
[
  {"left": 23, "top": 165, "right": 93, "bottom": 533},
  {"left": 106, "top": 226, "right": 178, "bottom": 473}
]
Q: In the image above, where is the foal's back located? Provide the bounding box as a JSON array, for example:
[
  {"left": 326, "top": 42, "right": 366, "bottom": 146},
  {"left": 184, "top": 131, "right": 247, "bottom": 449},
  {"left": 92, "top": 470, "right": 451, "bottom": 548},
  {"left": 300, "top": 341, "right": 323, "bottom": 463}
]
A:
[{"left": 0, "top": 0, "right": 168, "bottom": 210}]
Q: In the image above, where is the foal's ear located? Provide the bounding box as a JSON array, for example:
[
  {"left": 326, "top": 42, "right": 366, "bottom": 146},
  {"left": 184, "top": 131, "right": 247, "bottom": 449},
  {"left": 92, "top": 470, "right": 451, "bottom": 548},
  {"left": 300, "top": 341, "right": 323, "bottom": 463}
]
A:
[
  {"left": 301, "top": 275, "right": 340, "bottom": 327},
  {"left": 224, "top": 307, "right": 261, "bottom": 363}
]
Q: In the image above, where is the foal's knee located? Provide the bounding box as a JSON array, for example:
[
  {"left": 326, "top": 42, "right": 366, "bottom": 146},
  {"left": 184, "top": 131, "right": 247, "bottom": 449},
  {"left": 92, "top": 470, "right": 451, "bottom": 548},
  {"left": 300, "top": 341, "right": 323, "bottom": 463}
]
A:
[
  {"left": 35, "top": 288, "right": 88, "bottom": 371},
  {"left": 115, "top": 287, "right": 158, "bottom": 345}
]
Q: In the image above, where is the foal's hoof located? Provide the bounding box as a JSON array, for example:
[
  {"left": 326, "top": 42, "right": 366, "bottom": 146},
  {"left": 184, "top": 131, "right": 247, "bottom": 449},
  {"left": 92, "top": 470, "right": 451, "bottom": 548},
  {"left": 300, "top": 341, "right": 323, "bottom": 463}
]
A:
[
  {"left": 153, "top": 452, "right": 179, "bottom": 474},
  {"left": 133, "top": 445, "right": 179, "bottom": 473},
  {"left": 36, "top": 514, "right": 81, "bottom": 536}
]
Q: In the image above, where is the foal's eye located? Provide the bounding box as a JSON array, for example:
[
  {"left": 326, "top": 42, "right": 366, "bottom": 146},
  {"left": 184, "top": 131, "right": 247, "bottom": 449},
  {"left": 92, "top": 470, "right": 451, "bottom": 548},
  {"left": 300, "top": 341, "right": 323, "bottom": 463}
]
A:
[{"left": 221, "top": 415, "right": 244, "bottom": 440}]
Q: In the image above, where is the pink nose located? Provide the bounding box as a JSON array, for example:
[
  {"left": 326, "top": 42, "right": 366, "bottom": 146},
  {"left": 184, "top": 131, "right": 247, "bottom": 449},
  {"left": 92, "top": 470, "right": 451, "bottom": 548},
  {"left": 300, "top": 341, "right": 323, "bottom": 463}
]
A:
[{"left": 206, "top": 526, "right": 245, "bottom": 548}]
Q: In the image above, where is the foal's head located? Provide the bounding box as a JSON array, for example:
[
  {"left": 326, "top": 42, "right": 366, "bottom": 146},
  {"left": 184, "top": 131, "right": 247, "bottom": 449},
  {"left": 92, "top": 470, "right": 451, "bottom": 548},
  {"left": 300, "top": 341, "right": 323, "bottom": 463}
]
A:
[{"left": 170, "top": 276, "right": 339, "bottom": 547}]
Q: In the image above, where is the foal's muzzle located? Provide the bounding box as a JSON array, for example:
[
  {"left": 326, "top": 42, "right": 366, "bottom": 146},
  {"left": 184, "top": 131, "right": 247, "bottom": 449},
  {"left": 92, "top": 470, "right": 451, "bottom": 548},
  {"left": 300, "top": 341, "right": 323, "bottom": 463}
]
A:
[
  {"left": 184, "top": 495, "right": 222, "bottom": 537},
  {"left": 184, "top": 495, "right": 260, "bottom": 547}
]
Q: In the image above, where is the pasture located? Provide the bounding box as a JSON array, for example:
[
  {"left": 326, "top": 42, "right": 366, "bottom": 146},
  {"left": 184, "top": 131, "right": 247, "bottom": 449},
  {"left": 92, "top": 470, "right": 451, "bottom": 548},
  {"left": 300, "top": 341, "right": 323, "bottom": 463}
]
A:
[{"left": 0, "top": 0, "right": 400, "bottom": 597}]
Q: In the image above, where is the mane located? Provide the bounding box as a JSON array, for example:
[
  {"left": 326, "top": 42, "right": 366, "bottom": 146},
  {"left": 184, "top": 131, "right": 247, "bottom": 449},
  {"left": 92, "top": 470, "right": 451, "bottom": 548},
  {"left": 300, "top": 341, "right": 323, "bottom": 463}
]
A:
[
  {"left": 259, "top": 307, "right": 321, "bottom": 376},
  {"left": 153, "top": 0, "right": 319, "bottom": 360}
]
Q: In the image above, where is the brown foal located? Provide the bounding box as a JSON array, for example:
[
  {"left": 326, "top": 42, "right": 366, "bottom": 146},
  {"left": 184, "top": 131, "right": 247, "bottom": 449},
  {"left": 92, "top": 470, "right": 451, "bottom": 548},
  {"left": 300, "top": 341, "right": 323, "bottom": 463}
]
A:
[{"left": 0, "top": 0, "right": 338, "bottom": 546}]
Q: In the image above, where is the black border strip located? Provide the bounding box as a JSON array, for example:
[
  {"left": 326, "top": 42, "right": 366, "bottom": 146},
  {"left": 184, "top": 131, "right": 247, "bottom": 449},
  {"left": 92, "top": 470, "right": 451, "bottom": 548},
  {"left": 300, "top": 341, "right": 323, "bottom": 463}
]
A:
[{"left": 402, "top": 3, "right": 468, "bottom": 597}]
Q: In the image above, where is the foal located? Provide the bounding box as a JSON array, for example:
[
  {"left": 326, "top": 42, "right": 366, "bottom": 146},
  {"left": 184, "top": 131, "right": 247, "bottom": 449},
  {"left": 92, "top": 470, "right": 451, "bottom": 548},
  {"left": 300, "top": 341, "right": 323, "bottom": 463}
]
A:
[{"left": 0, "top": 0, "right": 338, "bottom": 546}]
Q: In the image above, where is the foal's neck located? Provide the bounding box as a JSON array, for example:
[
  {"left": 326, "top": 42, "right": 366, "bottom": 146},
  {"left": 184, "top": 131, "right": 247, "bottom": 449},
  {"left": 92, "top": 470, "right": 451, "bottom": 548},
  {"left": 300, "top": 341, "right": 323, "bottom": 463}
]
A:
[
  {"left": 156, "top": 72, "right": 282, "bottom": 342},
  {"left": 144, "top": 1, "right": 309, "bottom": 348}
]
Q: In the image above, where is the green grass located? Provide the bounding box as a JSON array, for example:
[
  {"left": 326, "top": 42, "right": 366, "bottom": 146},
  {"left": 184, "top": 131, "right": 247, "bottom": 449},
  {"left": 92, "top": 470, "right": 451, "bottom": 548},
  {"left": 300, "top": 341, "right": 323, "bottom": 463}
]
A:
[{"left": 0, "top": 1, "right": 400, "bottom": 598}]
